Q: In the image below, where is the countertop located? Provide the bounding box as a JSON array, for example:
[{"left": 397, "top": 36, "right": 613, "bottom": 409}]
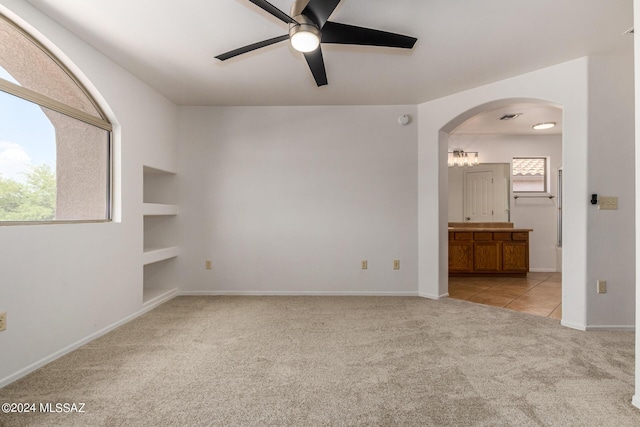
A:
[{"left": 448, "top": 227, "right": 533, "bottom": 232}]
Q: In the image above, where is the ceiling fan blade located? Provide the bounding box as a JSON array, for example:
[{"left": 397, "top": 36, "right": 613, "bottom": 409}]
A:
[
  {"left": 303, "top": 48, "right": 328, "bottom": 87},
  {"left": 215, "top": 35, "right": 289, "bottom": 61},
  {"left": 321, "top": 21, "right": 417, "bottom": 49},
  {"left": 248, "top": 0, "right": 299, "bottom": 25},
  {"left": 302, "top": 0, "right": 341, "bottom": 28}
]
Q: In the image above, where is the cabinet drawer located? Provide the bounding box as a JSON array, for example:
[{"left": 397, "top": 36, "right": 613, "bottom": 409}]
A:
[
  {"left": 493, "top": 232, "right": 512, "bottom": 241},
  {"left": 512, "top": 232, "right": 528, "bottom": 241},
  {"left": 474, "top": 232, "right": 492, "bottom": 241},
  {"left": 454, "top": 232, "right": 473, "bottom": 241}
]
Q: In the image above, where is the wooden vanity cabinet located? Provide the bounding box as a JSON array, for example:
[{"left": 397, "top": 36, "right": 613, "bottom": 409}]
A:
[{"left": 448, "top": 229, "right": 531, "bottom": 276}]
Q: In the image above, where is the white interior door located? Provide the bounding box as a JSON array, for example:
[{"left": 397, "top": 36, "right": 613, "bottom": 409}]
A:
[{"left": 464, "top": 170, "right": 494, "bottom": 222}]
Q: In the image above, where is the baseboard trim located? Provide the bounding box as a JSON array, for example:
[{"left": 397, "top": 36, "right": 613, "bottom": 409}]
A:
[
  {"left": 418, "top": 292, "right": 449, "bottom": 300},
  {"left": 632, "top": 395, "right": 640, "bottom": 409},
  {"left": 0, "top": 294, "right": 177, "bottom": 388},
  {"left": 529, "top": 268, "right": 558, "bottom": 273},
  {"left": 178, "top": 291, "right": 419, "bottom": 297},
  {"left": 560, "top": 320, "right": 635, "bottom": 332},
  {"left": 585, "top": 325, "right": 635, "bottom": 332},
  {"left": 561, "top": 320, "right": 587, "bottom": 331},
  {"left": 143, "top": 288, "right": 178, "bottom": 309}
]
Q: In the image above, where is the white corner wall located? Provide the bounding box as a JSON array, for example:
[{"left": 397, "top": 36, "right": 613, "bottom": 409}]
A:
[
  {"left": 0, "top": 1, "right": 178, "bottom": 386},
  {"left": 586, "top": 55, "right": 635, "bottom": 329},
  {"left": 177, "top": 106, "right": 418, "bottom": 295},
  {"left": 418, "top": 56, "right": 635, "bottom": 330}
]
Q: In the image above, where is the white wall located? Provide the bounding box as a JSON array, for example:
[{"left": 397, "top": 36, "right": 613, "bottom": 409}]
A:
[
  {"left": 448, "top": 135, "right": 562, "bottom": 272},
  {"left": 0, "top": 1, "right": 178, "bottom": 386},
  {"left": 418, "top": 56, "right": 635, "bottom": 330},
  {"left": 633, "top": 0, "right": 640, "bottom": 410},
  {"left": 177, "top": 106, "right": 418, "bottom": 295},
  {"left": 586, "top": 56, "right": 635, "bottom": 329}
]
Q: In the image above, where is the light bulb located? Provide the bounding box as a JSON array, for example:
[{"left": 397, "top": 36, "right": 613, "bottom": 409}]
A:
[{"left": 290, "top": 29, "right": 320, "bottom": 52}]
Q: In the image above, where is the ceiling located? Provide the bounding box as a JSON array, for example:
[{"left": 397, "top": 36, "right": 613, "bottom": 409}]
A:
[
  {"left": 451, "top": 103, "right": 563, "bottom": 136},
  {"left": 24, "top": 0, "right": 633, "bottom": 107}
]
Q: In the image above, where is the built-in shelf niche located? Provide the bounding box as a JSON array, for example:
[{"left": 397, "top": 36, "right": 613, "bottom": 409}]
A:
[
  {"left": 143, "top": 165, "right": 178, "bottom": 306},
  {"left": 143, "top": 258, "right": 178, "bottom": 306}
]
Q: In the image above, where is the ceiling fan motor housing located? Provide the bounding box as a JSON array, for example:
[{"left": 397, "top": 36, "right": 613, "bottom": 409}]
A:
[
  {"left": 290, "top": 0, "right": 311, "bottom": 18},
  {"left": 289, "top": 15, "right": 320, "bottom": 40}
]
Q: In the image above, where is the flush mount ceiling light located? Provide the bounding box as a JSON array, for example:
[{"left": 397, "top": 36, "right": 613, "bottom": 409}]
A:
[{"left": 532, "top": 122, "right": 556, "bottom": 130}]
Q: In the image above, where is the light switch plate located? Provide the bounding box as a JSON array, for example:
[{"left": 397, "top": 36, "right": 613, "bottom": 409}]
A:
[{"left": 598, "top": 196, "right": 618, "bottom": 210}]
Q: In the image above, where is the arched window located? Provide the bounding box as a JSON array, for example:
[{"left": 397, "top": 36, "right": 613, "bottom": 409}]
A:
[{"left": 0, "top": 14, "right": 112, "bottom": 223}]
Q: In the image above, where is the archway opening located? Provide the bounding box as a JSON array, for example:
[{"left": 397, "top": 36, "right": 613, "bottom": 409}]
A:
[{"left": 440, "top": 98, "right": 564, "bottom": 318}]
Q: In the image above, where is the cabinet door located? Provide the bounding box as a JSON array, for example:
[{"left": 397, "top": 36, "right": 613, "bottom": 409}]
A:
[
  {"left": 449, "top": 241, "right": 473, "bottom": 272},
  {"left": 502, "top": 241, "right": 528, "bottom": 272},
  {"left": 474, "top": 242, "right": 501, "bottom": 271}
]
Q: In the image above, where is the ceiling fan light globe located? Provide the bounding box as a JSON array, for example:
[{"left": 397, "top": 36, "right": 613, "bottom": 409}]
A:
[{"left": 290, "top": 30, "right": 320, "bottom": 52}]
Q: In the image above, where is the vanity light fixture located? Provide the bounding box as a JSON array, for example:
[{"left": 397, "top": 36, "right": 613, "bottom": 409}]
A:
[
  {"left": 532, "top": 122, "right": 556, "bottom": 130},
  {"left": 448, "top": 149, "right": 479, "bottom": 167}
]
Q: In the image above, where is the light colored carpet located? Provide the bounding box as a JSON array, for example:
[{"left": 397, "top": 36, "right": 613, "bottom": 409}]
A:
[{"left": 0, "top": 296, "right": 638, "bottom": 426}]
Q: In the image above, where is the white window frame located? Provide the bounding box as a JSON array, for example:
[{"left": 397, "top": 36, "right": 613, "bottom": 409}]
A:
[
  {"left": 512, "top": 156, "right": 550, "bottom": 195},
  {"left": 0, "top": 14, "right": 113, "bottom": 225}
]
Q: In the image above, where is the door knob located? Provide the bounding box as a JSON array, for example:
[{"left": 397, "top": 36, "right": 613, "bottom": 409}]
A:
[{"left": 466, "top": 217, "right": 471, "bottom": 221}]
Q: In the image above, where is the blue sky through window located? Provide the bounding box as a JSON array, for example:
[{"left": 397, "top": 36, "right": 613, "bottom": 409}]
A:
[
  {"left": 0, "top": 66, "right": 19, "bottom": 85},
  {"left": 0, "top": 66, "right": 56, "bottom": 183}
]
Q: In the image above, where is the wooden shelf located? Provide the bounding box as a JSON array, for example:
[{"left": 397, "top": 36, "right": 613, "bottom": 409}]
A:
[
  {"left": 143, "top": 203, "right": 178, "bottom": 216},
  {"left": 143, "top": 246, "right": 178, "bottom": 265}
]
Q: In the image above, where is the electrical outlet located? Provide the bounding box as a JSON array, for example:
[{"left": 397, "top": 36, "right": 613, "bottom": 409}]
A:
[
  {"left": 597, "top": 280, "right": 607, "bottom": 294},
  {"left": 361, "top": 260, "right": 368, "bottom": 270},
  {"left": 205, "top": 260, "right": 212, "bottom": 270},
  {"left": 393, "top": 260, "right": 400, "bottom": 270},
  {"left": 0, "top": 312, "right": 6, "bottom": 331}
]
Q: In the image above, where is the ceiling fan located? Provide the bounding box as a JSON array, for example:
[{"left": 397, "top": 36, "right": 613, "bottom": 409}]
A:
[{"left": 215, "top": 0, "right": 418, "bottom": 86}]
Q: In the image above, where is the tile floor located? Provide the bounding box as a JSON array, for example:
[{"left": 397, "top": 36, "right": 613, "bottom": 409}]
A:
[{"left": 448, "top": 272, "right": 562, "bottom": 319}]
